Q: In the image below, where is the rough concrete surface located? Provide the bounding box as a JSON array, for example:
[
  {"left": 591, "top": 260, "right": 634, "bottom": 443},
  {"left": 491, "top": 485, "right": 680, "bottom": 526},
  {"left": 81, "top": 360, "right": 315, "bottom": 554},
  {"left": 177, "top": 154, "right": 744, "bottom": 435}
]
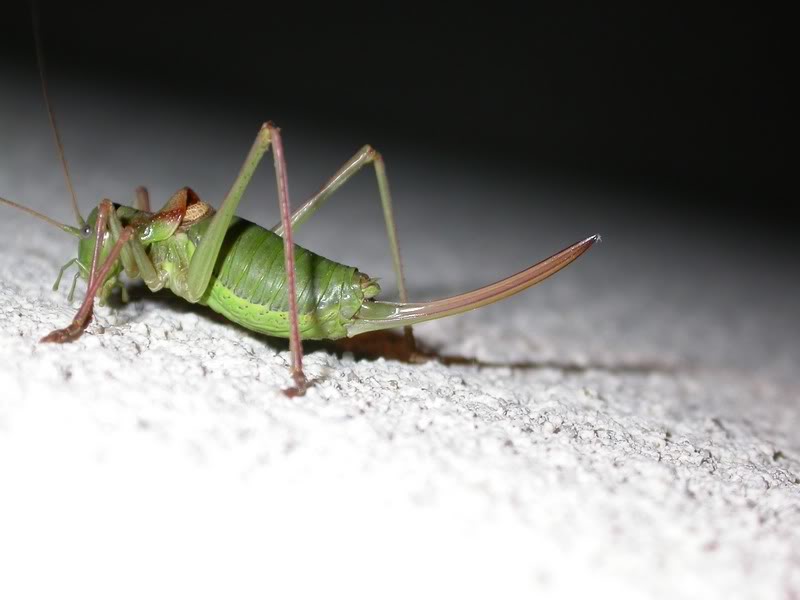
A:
[{"left": 1, "top": 77, "right": 798, "bottom": 599}]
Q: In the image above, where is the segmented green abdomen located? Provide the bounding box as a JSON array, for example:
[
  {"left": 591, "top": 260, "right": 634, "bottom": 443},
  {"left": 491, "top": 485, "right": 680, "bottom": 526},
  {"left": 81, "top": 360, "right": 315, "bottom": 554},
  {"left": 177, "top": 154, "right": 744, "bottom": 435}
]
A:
[{"left": 193, "top": 218, "right": 370, "bottom": 340}]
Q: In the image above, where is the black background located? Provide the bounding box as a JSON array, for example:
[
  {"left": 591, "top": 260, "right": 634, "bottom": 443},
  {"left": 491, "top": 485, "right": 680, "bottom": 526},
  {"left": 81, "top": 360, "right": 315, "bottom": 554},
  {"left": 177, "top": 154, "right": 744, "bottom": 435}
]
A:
[{"left": 1, "top": 3, "right": 790, "bottom": 237}]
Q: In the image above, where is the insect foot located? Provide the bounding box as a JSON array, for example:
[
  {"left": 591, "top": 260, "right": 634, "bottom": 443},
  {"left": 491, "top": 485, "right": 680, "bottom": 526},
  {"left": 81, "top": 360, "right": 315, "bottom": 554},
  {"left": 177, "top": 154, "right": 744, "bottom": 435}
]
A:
[
  {"left": 284, "top": 370, "right": 309, "bottom": 398},
  {"left": 40, "top": 322, "right": 87, "bottom": 344}
]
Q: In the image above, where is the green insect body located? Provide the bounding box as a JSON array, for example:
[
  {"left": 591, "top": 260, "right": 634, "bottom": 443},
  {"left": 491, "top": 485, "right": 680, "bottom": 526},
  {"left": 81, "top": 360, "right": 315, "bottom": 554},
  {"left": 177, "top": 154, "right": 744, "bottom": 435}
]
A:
[
  {"left": 60, "top": 183, "right": 595, "bottom": 352},
  {"left": 198, "top": 219, "right": 380, "bottom": 340},
  {"left": 79, "top": 201, "right": 381, "bottom": 341}
]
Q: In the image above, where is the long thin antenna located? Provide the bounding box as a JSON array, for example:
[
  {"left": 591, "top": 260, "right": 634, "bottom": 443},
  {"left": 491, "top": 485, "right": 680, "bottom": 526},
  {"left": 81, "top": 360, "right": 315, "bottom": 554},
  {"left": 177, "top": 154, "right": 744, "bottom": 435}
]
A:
[
  {"left": 1, "top": 196, "right": 83, "bottom": 237},
  {"left": 31, "top": 1, "right": 85, "bottom": 228}
]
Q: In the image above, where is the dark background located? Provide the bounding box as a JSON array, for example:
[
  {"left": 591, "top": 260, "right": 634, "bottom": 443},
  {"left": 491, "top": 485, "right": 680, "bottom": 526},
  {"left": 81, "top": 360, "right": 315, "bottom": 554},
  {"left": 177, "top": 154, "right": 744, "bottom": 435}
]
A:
[{"left": 1, "top": 3, "right": 790, "bottom": 237}]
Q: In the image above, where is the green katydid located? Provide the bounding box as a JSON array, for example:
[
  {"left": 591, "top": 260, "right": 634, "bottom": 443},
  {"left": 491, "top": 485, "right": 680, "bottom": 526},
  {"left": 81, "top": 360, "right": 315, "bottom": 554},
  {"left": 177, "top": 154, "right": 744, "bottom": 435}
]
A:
[{"left": 0, "top": 22, "right": 599, "bottom": 397}]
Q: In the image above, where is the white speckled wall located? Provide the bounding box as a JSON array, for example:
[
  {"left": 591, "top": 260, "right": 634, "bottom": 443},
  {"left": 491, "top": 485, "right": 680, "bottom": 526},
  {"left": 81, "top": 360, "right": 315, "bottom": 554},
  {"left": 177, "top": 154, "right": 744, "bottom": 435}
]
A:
[{"left": 1, "top": 77, "right": 798, "bottom": 600}]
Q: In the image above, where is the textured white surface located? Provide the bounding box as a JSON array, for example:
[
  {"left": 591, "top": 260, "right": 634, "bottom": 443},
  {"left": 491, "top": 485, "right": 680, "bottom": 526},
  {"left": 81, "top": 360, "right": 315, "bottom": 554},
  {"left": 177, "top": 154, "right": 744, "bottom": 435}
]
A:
[{"left": 1, "top": 74, "right": 799, "bottom": 599}]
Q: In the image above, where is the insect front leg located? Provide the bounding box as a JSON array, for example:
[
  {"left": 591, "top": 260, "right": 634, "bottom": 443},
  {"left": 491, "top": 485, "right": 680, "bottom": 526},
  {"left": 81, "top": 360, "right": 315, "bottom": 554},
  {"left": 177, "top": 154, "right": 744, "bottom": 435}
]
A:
[
  {"left": 184, "top": 123, "right": 307, "bottom": 396},
  {"left": 270, "top": 145, "right": 416, "bottom": 353},
  {"left": 41, "top": 200, "right": 135, "bottom": 343}
]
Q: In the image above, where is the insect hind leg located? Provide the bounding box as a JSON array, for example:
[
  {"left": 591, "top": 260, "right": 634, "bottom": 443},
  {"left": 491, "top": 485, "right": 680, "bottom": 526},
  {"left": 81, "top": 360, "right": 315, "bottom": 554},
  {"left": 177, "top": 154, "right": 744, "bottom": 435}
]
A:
[{"left": 184, "top": 123, "right": 307, "bottom": 396}]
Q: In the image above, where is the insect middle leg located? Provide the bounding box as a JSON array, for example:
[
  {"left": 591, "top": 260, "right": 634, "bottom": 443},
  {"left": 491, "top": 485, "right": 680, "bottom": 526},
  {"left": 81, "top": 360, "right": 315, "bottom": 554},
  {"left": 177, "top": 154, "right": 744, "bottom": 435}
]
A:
[{"left": 270, "top": 145, "right": 416, "bottom": 352}]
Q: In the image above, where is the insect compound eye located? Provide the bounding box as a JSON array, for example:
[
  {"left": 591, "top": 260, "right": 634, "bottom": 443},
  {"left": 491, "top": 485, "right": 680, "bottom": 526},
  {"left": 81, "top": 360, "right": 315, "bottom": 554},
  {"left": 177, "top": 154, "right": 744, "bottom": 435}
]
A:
[{"left": 81, "top": 224, "right": 92, "bottom": 239}]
